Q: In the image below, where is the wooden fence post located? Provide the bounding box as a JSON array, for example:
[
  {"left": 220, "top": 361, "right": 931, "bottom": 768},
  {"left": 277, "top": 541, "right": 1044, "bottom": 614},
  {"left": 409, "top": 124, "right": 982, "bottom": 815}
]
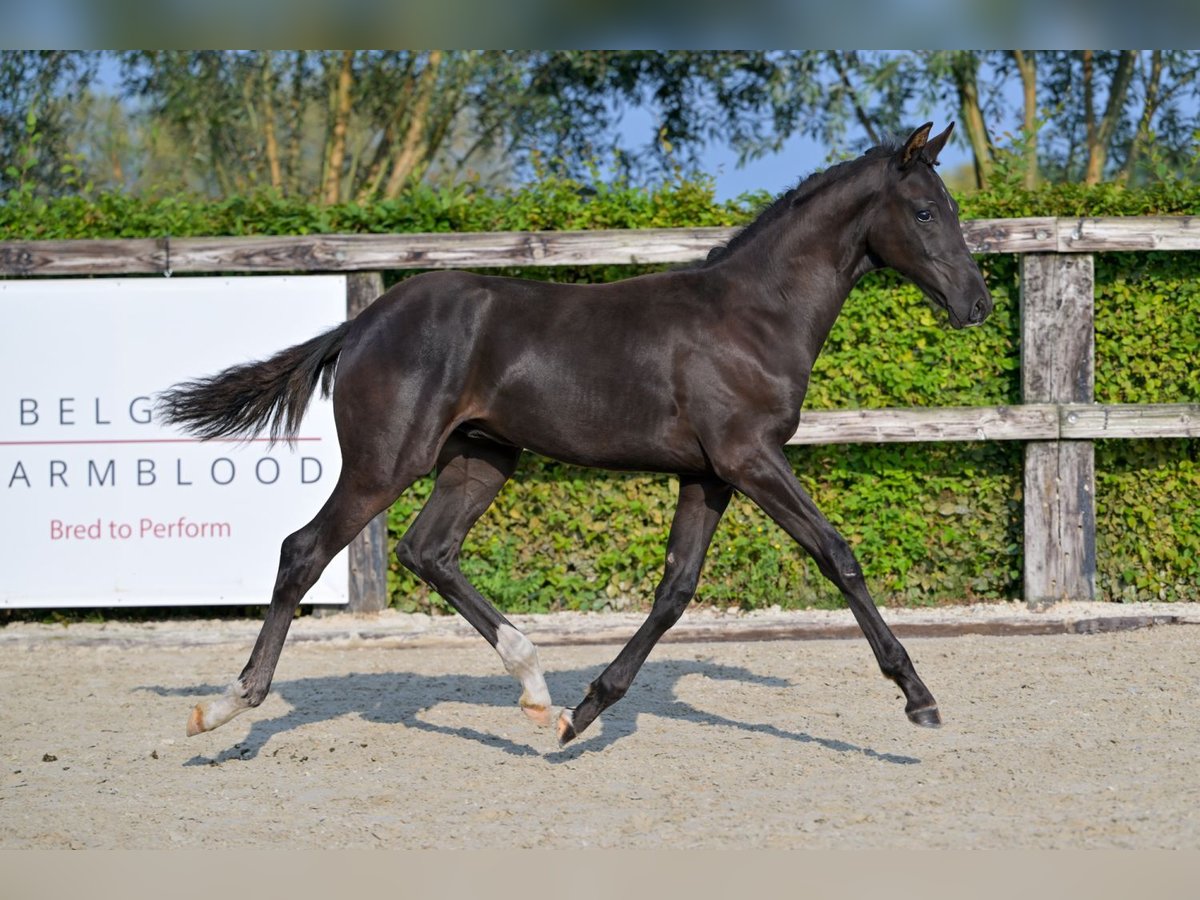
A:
[
  {"left": 1021, "top": 253, "right": 1097, "bottom": 604},
  {"left": 344, "top": 272, "right": 389, "bottom": 613}
]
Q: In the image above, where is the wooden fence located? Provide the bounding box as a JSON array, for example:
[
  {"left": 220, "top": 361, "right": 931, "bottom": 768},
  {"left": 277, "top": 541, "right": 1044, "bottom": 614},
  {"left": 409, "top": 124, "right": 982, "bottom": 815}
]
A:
[{"left": 4, "top": 216, "right": 1198, "bottom": 610}]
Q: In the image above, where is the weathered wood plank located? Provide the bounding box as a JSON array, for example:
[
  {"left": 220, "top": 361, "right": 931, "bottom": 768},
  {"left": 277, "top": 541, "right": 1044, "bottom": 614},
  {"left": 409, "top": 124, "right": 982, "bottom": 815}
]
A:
[
  {"left": 0, "top": 239, "right": 166, "bottom": 276},
  {"left": 1021, "top": 252, "right": 1097, "bottom": 603},
  {"left": 0, "top": 230, "right": 737, "bottom": 276},
  {"left": 346, "top": 508, "right": 389, "bottom": 615},
  {"left": 166, "top": 228, "right": 739, "bottom": 272},
  {"left": 787, "top": 405, "right": 1058, "bottom": 444},
  {"left": 343, "top": 272, "right": 391, "bottom": 615},
  {"left": 1021, "top": 253, "right": 1095, "bottom": 403},
  {"left": 1059, "top": 216, "right": 1200, "bottom": 252},
  {"left": 1023, "top": 443, "right": 1066, "bottom": 604},
  {"left": 1024, "top": 441, "right": 1097, "bottom": 604},
  {"left": 961, "top": 217, "right": 1058, "bottom": 253},
  {"left": 1059, "top": 439, "right": 1097, "bottom": 602},
  {"left": 346, "top": 270, "right": 384, "bottom": 317},
  {"left": 5, "top": 217, "right": 1200, "bottom": 277},
  {"left": 1061, "top": 403, "right": 1200, "bottom": 439},
  {"left": 785, "top": 403, "right": 1200, "bottom": 445},
  {"left": 0, "top": 223, "right": 1041, "bottom": 276}
]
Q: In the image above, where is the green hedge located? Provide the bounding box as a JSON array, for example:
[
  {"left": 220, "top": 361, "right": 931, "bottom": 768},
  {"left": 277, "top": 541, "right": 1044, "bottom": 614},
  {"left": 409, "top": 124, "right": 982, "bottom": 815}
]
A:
[
  {"left": 0, "top": 174, "right": 750, "bottom": 239},
  {"left": 3, "top": 174, "right": 1198, "bottom": 607}
]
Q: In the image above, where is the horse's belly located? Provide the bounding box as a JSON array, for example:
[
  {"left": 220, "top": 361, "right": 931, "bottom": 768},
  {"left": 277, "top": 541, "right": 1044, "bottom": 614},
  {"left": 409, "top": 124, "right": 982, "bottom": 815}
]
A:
[{"left": 467, "top": 407, "right": 709, "bottom": 476}]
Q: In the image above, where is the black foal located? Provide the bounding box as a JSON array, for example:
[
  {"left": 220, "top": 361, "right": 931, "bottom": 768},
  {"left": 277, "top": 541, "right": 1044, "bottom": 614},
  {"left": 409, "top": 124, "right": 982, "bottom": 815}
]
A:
[{"left": 162, "top": 123, "right": 989, "bottom": 744}]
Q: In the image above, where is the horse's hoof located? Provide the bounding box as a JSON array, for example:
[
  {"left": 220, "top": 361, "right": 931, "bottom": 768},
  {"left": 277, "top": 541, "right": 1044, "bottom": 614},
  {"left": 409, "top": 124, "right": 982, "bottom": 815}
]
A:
[
  {"left": 186, "top": 703, "right": 208, "bottom": 737},
  {"left": 907, "top": 705, "right": 942, "bottom": 728},
  {"left": 556, "top": 709, "right": 577, "bottom": 746},
  {"left": 521, "top": 703, "right": 553, "bottom": 728}
]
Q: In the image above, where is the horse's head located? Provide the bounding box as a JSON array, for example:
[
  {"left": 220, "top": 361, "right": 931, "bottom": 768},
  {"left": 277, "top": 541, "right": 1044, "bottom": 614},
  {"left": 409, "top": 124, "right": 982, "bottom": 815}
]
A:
[{"left": 868, "top": 122, "right": 992, "bottom": 329}]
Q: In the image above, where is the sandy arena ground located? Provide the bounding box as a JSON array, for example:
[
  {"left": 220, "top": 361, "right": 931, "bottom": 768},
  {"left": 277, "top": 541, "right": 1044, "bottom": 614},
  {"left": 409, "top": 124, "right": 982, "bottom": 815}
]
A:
[{"left": 1, "top": 603, "right": 1198, "bottom": 849}]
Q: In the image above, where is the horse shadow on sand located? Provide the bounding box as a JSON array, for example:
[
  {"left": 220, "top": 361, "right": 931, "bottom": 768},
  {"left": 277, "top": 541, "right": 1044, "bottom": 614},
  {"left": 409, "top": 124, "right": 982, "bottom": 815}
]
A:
[{"left": 140, "top": 656, "right": 920, "bottom": 768}]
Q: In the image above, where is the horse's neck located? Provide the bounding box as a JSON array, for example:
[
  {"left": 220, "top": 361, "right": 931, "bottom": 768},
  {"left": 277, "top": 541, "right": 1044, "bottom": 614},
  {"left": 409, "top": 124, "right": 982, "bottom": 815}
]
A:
[{"left": 757, "top": 180, "right": 877, "bottom": 343}]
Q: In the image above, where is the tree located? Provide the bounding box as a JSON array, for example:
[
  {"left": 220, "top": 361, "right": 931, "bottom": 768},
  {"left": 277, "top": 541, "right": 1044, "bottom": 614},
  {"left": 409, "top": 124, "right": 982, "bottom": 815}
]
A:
[
  {"left": 0, "top": 51, "right": 95, "bottom": 194},
  {"left": 512, "top": 51, "right": 825, "bottom": 173},
  {"left": 513, "top": 50, "right": 927, "bottom": 179},
  {"left": 912, "top": 50, "right": 1196, "bottom": 189},
  {"left": 1117, "top": 51, "right": 1200, "bottom": 183},
  {"left": 117, "top": 51, "right": 529, "bottom": 202},
  {"left": 1010, "top": 50, "right": 1039, "bottom": 188},
  {"left": 11, "top": 50, "right": 1200, "bottom": 201},
  {"left": 1082, "top": 50, "right": 1136, "bottom": 184},
  {"left": 945, "top": 51, "right": 997, "bottom": 190},
  {"left": 1038, "top": 51, "right": 1145, "bottom": 184}
]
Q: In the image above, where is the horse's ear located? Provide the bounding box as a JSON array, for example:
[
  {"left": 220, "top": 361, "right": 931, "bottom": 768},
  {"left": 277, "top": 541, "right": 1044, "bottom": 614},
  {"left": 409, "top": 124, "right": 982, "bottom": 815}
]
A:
[
  {"left": 922, "top": 122, "right": 954, "bottom": 165},
  {"left": 900, "top": 122, "right": 934, "bottom": 168}
]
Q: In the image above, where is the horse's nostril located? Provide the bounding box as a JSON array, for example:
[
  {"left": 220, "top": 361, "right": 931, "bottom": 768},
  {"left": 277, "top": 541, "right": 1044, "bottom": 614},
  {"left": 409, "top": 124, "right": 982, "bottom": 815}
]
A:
[{"left": 970, "top": 297, "right": 988, "bottom": 324}]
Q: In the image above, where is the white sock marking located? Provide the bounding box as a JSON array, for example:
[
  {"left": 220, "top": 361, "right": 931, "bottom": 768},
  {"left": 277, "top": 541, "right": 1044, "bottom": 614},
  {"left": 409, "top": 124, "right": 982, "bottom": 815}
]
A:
[
  {"left": 495, "top": 623, "right": 552, "bottom": 712},
  {"left": 192, "top": 681, "right": 251, "bottom": 733}
]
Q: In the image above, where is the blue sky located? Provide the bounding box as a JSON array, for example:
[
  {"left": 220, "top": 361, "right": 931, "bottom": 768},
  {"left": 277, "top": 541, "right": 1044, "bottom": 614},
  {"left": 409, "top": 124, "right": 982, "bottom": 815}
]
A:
[
  {"left": 618, "top": 108, "right": 978, "bottom": 202},
  {"left": 608, "top": 71, "right": 991, "bottom": 201},
  {"left": 688, "top": 126, "right": 975, "bottom": 202}
]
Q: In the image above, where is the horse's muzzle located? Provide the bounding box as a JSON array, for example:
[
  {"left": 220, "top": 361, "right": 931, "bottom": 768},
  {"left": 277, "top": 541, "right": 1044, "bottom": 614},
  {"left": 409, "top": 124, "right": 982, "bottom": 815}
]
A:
[{"left": 948, "top": 293, "right": 993, "bottom": 329}]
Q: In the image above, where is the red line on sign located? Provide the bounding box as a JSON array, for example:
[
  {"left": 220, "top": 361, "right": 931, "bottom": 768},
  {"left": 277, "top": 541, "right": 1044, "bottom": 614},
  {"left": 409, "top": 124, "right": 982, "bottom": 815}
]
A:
[{"left": 0, "top": 437, "right": 323, "bottom": 447}]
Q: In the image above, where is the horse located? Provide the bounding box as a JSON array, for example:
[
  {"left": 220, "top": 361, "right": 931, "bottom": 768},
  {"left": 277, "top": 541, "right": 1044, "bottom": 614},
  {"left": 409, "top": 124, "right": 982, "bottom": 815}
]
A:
[{"left": 161, "top": 122, "right": 991, "bottom": 747}]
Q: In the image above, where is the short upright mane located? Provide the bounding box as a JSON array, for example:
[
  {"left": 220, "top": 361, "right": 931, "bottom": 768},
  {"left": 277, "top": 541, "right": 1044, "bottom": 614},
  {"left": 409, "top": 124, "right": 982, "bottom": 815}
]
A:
[{"left": 703, "top": 143, "right": 896, "bottom": 266}]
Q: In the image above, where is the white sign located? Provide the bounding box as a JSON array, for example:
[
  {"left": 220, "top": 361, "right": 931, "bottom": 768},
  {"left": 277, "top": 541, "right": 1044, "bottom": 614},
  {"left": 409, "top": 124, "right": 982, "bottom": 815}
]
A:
[{"left": 1, "top": 276, "right": 349, "bottom": 607}]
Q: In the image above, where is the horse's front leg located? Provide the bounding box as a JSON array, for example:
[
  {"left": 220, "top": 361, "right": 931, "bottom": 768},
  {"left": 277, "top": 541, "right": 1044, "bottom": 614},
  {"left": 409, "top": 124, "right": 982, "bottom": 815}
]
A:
[
  {"left": 558, "top": 475, "right": 732, "bottom": 745},
  {"left": 719, "top": 445, "right": 941, "bottom": 727}
]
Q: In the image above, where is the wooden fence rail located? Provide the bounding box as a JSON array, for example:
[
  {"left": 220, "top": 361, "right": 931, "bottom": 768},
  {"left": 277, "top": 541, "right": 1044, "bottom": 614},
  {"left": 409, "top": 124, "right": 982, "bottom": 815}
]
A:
[
  {"left": 3, "top": 216, "right": 1198, "bottom": 610},
  {"left": 2, "top": 216, "right": 1197, "bottom": 276},
  {"left": 789, "top": 402, "right": 1200, "bottom": 444}
]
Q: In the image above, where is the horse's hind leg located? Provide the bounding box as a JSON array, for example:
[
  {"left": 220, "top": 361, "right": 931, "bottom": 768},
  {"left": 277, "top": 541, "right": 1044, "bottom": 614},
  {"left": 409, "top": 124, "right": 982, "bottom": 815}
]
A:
[
  {"left": 558, "top": 475, "right": 732, "bottom": 745},
  {"left": 394, "top": 432, "right": 555, "bottom": 726},
  {"left": 186, "top": 467, "right": 409, "bottom": 736}
]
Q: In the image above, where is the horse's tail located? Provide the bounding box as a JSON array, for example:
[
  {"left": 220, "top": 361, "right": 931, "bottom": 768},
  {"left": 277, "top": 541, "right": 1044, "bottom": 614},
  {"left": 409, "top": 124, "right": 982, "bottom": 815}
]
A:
[{"left": 157, "top": 321, "right": 352, "bottom": 443}]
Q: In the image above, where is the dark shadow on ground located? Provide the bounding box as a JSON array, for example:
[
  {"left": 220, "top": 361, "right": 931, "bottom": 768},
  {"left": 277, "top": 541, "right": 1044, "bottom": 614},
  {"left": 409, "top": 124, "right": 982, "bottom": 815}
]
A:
[{"left": 140, "top": 657, "right": 919, "bottom": 767}]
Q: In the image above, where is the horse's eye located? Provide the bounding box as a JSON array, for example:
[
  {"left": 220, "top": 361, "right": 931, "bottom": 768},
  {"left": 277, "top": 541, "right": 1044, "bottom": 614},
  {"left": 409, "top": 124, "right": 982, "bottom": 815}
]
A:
[{"left": 916, "top": 209, "right": 933, "bottom": 223}]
